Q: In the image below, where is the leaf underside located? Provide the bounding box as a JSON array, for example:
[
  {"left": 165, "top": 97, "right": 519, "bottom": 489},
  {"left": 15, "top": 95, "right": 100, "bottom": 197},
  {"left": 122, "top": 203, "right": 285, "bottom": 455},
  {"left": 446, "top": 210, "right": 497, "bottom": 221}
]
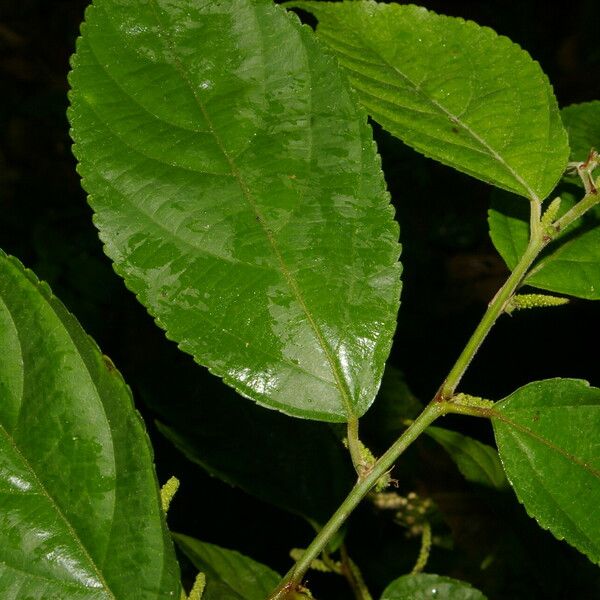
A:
[
  {"left": 0, "top": 251, "right": 180, "bottom": 599},
  {"left": 426, "top": 426, "right": 508, "bottom": 490},
  {"left": 174, "top": 534, "right": 279, "bottom": 600},
  {"left": 493, "top": 378, "right": 600, "bottom": 565},
  {"left": 68, "top": 0, "right": 401, "bottom": 422},
  {"left": 288, "top": 0, "right": 569, "bottom": 200}
]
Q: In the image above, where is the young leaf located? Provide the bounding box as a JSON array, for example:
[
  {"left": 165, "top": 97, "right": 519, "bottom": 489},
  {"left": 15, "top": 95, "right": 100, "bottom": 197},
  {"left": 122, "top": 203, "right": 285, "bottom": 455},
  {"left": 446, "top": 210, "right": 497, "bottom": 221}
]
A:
[
  {"left": 426, "top": 426, "right": 508, "bottom": 490},
  {"left": 68, "top": 0, "right": 401, "bottom": 422},
  {"left": 493, "top": 378, "right": 600, "bottom": 565},
  {"left": 489, "top": 187, "right": 600, "bottom": 299},
  {"left": 0, "top": 251, "right": 181, "bottom": 599},
  {"left": 381, "top": 573, "right": 487, "bottom": 600},
  {"left": 562, "top": 101, "right": 600, "bottom": 163},
  {"left": 174, "top": 534, "right": 279, "bottom": 600},
  {"left": 489, "top": 101, "right": 600, "bottom": 299},
  {"left": 287, "top": 1, "right": 568, "bottom": 200}
]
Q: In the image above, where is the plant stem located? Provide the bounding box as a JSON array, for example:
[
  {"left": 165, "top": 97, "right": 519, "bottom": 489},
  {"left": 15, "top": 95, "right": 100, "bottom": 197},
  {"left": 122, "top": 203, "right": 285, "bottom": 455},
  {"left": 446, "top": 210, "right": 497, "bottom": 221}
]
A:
[
  {"left": 529, "top": 198, "right": 543, "bottom": 240},
  {"left": 269, "top": 185, "right": 600, "bottom": 599},
  {"left": 443, "top": 402, "right": 493, "bottom": 419},
  {"left": 438, "top": 233, "right": 543, "bottom": 400},
  {"left": 440, "top": 182, "right": 600, "bottom": 401},
  {"left": 553, "top": 187, "right": 599, "bottom": 233},
  {"left": 346, "top": 416, "right": 364, "bottom": 476},
  {"left": 267, "top": 402, "right": 447, "bottom": 600}
]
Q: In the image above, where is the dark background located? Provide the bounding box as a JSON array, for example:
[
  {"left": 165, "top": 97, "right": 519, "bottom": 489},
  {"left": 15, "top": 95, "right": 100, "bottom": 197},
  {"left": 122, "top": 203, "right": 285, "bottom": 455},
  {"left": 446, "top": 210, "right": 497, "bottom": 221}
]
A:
[{"left": 1, "top": 0, "right": 599, "bottom": 598}]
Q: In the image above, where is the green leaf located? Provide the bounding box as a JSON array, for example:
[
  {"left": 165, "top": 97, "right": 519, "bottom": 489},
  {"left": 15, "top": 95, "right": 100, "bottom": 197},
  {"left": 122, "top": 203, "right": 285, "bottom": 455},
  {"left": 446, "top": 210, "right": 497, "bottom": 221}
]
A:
[
  {"left": 489, "top": 186, "right": 600, "bottom": 299},
  {"left": 68, "top": 0, "right": 401, "bottom": 422},
  {"left": 381, "top": 573, "right": 487, "bottom": 600},
  {"left": 0, "top": 251, "right": 181, "bottom": 599},
  {"left": 426, "top": 426, "right": 508, "bottom": 490},
  {"left": 489, "top": 101, "right": 600, "bottom": 299},
  {"left": 492, "top": 378, "right": 600, "bottom": 564},
  {"left": 287, "top": 1, "right": 568, "bottom": 200},
  {"left": 174, "top": 534, "right": 279, "bottom": 600},
  {"left": 562, "top": 100, "right": 600, "bottom": 162}
]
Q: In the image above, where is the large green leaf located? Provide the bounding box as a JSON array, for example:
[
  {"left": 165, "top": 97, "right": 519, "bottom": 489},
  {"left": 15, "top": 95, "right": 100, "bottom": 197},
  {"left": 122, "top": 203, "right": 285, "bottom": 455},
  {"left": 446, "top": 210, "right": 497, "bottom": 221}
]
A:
[
  {"left": 174, "top": 534, "right": 279, "bottom": 600},
  {"left": 287, "top": 1, "right": 568, "bottom": 201},
  {"left": 0, "top": 251, "right": 181, "bottom": 599},
  {"left": 381, "top": 573, "right": 487, "bottom": 600},
  {"left": 68, "top": 0, "right": 401, "bottom": 422},
  {"left": 493, "top": 379, "right": 600, "bottom": 564},
  {"left": 488, "top": 101, "right": 600, "bottom": 299},
  {"left": 426, "top": 426, "right": 507, "bottom": 490}
]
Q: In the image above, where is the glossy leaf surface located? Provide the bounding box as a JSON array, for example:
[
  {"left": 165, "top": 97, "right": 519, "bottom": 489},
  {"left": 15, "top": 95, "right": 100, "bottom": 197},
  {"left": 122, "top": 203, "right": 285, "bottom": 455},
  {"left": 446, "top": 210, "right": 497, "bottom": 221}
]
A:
[
  {"left": 0, "top": 252, "right": 180, "bottom": 599},
  {"left": 489, "top": 101, "right": 600, "bottom": 299},
  {"left": 68, "top": 0, "right": 401, "bottom": 422},
  {"left": 174, "top": 534, "right": 279, "bottom": 600},
  {"left": 381, "top": 573, "right": 487, "bottom": 600},
  {"left": 493, "top": 379, "right": 600, "bottom": 564},
  {"left": 426, "top": 426, "right": 507, "bottom": 490},
  {"left": 288, "top": 1, "right": 568, "bottom": 200}
]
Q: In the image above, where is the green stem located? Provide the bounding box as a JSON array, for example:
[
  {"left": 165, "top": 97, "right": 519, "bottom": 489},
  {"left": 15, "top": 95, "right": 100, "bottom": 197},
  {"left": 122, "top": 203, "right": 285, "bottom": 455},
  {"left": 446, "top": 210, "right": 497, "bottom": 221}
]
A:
[
  {"left": 269, "top": 186, "right": 599, "bottom": 599},
  {"left": 443, "top": 402, "right": 493, "bottom": 419},
  {"left": 440, "top": 181, "right": 600, "bottom": 401},
  {"left": 553, "top": 188, "right": 599, "bottom": 233},
  {"left": 438, "top": 233, "right": 544, "bottom": 400},
  {"left": 346, "top": 416, "right": 364, "bottom": 476},
  {"left": 267, "top": 402, "right": 447, "bottom": 600},
  {"left": 529, "top": 198, "right": 543, "bottom": 240}
]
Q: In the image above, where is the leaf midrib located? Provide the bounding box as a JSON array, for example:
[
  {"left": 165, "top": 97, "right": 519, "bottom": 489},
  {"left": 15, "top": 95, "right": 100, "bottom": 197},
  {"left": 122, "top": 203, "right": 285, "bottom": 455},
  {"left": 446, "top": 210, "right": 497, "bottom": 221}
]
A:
[
  {"left": 0, "top": 268, "right": 116, "bottom": 598},
  {"left": 492, "top": 409, "right": 600, "bottom": 479},
  {"left": 318, "top": 16, "right": 541, "bottom": 201},
  {"left": 142, "top": 0, "right": 356, "bottom": 417},
  {"left": 0, "top": 423, "right": 114, "bottom": 596},
  {"left": 80, "top": 131, "right": 340, "bottom": 390},
  {"left": 78, "top": 11, "right": 347, "bottom": 405},
  {"left": 504, "top": 428, "right": 599, "bottom": 550}
]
